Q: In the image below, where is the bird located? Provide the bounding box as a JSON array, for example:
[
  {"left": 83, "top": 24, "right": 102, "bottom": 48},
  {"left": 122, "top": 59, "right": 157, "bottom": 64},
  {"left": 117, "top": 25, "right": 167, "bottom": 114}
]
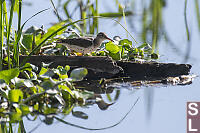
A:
[{"left": 56, "top": 32, "right": 113, "bottom": 54}]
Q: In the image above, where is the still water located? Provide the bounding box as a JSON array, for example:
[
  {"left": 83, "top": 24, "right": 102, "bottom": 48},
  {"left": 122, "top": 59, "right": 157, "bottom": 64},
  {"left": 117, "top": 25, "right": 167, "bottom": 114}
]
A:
[{"left": 17, "top": 0, "right": 200, "bottom": 133}]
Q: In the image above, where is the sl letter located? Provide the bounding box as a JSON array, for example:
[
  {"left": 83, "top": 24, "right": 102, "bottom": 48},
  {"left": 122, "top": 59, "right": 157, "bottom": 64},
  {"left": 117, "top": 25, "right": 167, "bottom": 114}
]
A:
[
  {"left": 188, "top": 103, "right": 198, "bottom": 116},
  {"left": 188, "top": 119, "right": 198, "bottom": 131},
  {"left": 188, "top": 102, "right": 198, "bottom": 131}
]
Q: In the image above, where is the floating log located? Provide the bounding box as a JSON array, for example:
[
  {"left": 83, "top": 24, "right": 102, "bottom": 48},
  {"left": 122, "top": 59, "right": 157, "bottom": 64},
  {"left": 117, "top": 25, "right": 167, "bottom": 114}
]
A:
[
  {"left": 19, "top": 55, "right": 192, "bottom": 80},
  {"left": 116, "top": 61, "right": 192, "bottom": 80}
]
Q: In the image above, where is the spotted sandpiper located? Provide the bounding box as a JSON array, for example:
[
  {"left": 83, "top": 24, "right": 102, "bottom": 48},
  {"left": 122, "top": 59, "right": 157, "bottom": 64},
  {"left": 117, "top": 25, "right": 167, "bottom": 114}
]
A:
[{"left": 56, "top": 32, "right": 113, "bottom": 54}]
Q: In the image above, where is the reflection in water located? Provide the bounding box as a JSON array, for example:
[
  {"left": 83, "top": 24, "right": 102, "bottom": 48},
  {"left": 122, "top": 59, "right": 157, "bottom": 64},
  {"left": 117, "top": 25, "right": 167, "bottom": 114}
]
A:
[
  {"left": 144, "top": 87, "right": 154, "bottom": 122},
  {"left": 0, "top": 0, "right": 199, "bottom": 132}
]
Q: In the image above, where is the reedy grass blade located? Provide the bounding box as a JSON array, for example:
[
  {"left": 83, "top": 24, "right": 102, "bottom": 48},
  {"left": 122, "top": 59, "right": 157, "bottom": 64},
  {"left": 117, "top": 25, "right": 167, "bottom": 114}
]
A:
[
  {"left": 13, "top": 0, "right": 22, "bottom": 67},
  {"left": 95, "top": 0, "right": 99, "bottom": 33},
  {"left": 142, "top": 7, "right": 147, "bottom": 42},
  {"left": 6, "top": 0, "right": 16, "bottom": 69},
  {"left": 63, "top": 0, "right": 71, "bottom": 18},
  {"left": 50, "top": 0, "right": 62, "bottom": 21},
  {"left": 195, "top": 0, "right": 200, "bottom": 32},
  {"left": 19, "top": 120, "right": 26, "bottom": 133},
  {"left": 184, "top": 0, "right": 190, "bottom": 41},
  {"left": 9, "top": 123, "right": 13, "bottom": 133},
  {"left": 3, "top": 1, "right": 8, "bottom": 32},
  {"left": 0, "top": 1, "right": 4, "bottom": 70},
  {"left": 99, "top": 11, "right": 132, "bottom": 17},
  {"left": 122, "top": 7, "right": 128, "bottom": 38}
]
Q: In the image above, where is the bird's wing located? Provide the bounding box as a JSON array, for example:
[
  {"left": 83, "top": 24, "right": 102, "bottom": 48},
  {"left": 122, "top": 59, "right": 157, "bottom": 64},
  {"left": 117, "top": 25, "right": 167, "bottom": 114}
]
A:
[{"left": 57, "top": 37, "right": 94, "bottom": 48}]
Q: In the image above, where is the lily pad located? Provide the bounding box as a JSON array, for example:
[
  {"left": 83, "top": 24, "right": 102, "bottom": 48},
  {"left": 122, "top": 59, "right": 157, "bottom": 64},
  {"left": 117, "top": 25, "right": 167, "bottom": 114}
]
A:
[{"left": 70, "top": 68, "right": 88, "bottom": 81}]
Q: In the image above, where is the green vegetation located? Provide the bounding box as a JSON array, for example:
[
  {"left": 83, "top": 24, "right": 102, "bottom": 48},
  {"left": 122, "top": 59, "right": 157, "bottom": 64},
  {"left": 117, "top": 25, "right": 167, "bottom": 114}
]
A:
[{"left": 0, "top": 0, "right": 198, "bottom": 132}]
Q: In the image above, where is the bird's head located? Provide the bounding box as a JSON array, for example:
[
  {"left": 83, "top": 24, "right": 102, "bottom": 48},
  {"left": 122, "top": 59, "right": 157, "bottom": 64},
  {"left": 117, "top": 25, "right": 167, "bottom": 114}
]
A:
[{"left": 96, "top": 32, "right": 113, "bottom": 42}]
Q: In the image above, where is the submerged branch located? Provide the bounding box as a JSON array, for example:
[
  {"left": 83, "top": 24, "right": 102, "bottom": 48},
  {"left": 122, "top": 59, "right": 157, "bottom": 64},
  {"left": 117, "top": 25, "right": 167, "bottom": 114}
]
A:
[{"left": 54, "top": 97, "right": 139, "bottom": 130}]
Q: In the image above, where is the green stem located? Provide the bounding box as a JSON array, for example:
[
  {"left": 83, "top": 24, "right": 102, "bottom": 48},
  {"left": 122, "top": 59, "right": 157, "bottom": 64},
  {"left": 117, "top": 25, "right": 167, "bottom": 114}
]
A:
[
  {"left": 195, "top": 0, "right": 200, "bottom": 32},
  {"left": 95, "top": 0, "right": 98, "bottom": 33},
  {"left": 13, "top": 0, "right": 22, "bottom": 67},
  {"left": 0, "top": 0, "right": 3, "bottom": 70},
  {"left": 184, "top": 0, "right": 190, "bottom": 41},
  {"left": 7, "top": 0, "right": 16, "bottom": 69}
]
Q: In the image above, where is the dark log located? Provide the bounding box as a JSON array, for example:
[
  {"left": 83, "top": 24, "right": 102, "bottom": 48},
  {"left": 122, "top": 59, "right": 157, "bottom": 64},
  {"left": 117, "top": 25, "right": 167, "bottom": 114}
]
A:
[
  {"left": 116, "top": 61, "right": 192, "bottom": 80},
  {"left": 19, "top": 55, "right": 121, "bottom": 79},
  {"left": 19, "top": 55, "right": 192, "bottom": 80}
]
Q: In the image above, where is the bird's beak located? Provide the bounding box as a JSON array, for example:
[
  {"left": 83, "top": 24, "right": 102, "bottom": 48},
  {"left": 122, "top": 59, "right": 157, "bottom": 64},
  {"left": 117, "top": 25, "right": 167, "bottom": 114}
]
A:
[{"left": 106, "top": 37, "right": 114, "bottom": 42}]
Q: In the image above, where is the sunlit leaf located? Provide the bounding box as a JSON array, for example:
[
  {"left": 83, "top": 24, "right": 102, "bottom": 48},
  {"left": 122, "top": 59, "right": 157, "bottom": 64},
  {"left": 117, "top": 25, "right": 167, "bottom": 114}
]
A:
[
  {"left": 105, "top": 42, "right": 120, "bottom": 54},
  {"left": 8, "top": 89, "right": 23, "bottom": 103},
  {"left": 57, "top": 65, "right": 70, "bottom": 79},
  {"left": 109, "top": 51, "right": 121, "bottom": 60},
  {"left": 0, "top": 68, "right": 20, "bottom": 84},
  {"left": 55, "top": 94, "right": 65, "bottom": 105},
  {"left": 24, "top": 80, "right": 34, "bottom": 87},
  {"left": 20, "top": 104, "right": 31, "bottom": 115},
  {"left": 10, "top": 112, "right": 22, "bottom": 123},
  {"left": 46, "top": 89, "right": 58, "bottom": 95},
  {"left": 39, "top": 67, "right": 48, "bottom": 75},
  {"left": 11, "top": 77, "right": 24, "bottom": 88},
  {"left": 20, "top": 63, "right": 32, "bottom": 72},
  {"left": 65, "top": 65, "right": 70, "bottom": 72},
  {"left": 43, "top": 106, "right": 58, "bottom": 114},
  {"left": 59, "top": 85, "right": 74, "bottom": 97}
]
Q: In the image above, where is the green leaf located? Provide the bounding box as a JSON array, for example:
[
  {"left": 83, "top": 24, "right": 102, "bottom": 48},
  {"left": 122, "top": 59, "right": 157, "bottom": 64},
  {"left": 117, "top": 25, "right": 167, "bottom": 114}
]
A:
[
  {"left": 40, "top": 80, "right": 54, "bottom": 90},
  {"left": 109, "top": 51, "right": 121, "bottom": 61},
  {"left": 0, "top": 68, "right": 20, "bottom": 84},
  {"left": 22, "top": 34, "right": 33, "bottom": 53},
  {"left": 72, "top": 111, "right": 88, "bottom": 119},
  {"left": 65, "top": 65, "right": 70, "bottom": 72},
  {"left": 20, "top": 104, "right": 31, "bottom": 115},
  {"left": 70, "top": 68, "right": 88, "bottom": 81},
  {"left": 59, "top": 85, "right": 74, "bottom": 97},
  {"left": 119, "top": 39, "right": 132, "bottom": 49},
  {"left": 39, "top": 67, "right": 48, "bottom": 75},
  {"left": 8, "top": 89, "right": 23, "bottom": 103},
  {"left": 11, "top": 78, "right": 24, "bottom": 89},
  {"left": 24, "top": 80, "right": 34, "bottom": 87},
  {"left": 137, "top": 43, "right": 152, "bottom": 50},
  {"left": 0, "top": 80, "right": 8, "bottom": 99},
  {"left": 40, "top": 70, "right": 55, "bottom": 78},
  {"left": 10, "top": 112, "right": 22, "bottom": 123},
  {"left": 20, "top": 63, "right": 38, "bottom": 72},
  {"left": 56, "top": 65, "right": 70, "bottom": 79},
  {"left": 57, "top": 65, "right": 68, "bottom": 75},
  {"left": 105, "top": 42, "right": 120, "bottom": 54}
]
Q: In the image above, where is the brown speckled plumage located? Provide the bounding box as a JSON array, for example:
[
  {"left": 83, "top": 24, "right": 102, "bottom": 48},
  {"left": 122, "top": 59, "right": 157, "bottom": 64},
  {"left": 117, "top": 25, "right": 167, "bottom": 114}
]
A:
[{"left": 56, "top": 32, "right": 113, "bottom": 54}]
